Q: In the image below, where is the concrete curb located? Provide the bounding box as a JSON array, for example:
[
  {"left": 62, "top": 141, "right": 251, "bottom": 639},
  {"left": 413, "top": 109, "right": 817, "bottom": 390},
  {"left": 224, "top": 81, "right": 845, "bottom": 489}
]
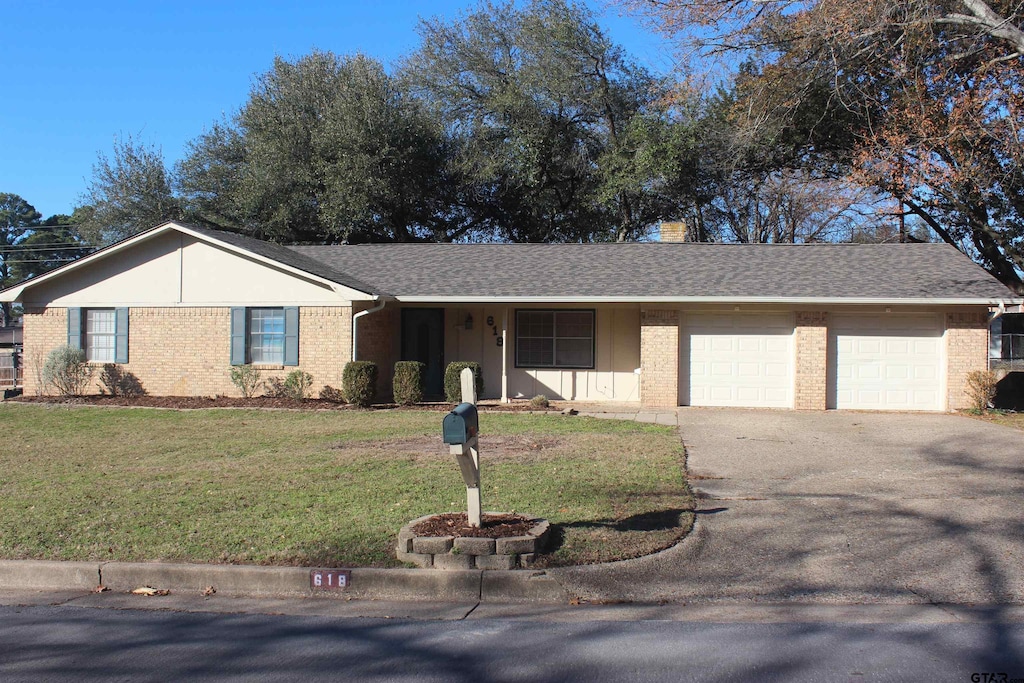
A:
[{"left": 0, "top": 560, "right": 572, "bottom": 604}]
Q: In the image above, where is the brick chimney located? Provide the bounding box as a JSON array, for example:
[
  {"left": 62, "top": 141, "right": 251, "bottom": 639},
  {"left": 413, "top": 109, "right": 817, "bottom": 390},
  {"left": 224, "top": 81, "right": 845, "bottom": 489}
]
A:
[{"left": 659, "top": 221, "right": 687, "bottom": 242}]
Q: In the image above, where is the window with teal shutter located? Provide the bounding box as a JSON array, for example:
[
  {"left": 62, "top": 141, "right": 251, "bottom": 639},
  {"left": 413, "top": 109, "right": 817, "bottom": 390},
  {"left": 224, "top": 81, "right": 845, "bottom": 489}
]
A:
[{"left": 231, "top": 307, "right": 299, "bottom": 365}]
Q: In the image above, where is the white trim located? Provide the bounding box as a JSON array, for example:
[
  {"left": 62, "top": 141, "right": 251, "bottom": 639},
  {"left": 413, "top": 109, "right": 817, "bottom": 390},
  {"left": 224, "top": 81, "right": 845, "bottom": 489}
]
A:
[
  {"left": 0, "top": 222, "right": 376, "bottom": 303},
  {"left": 395, "top": 295, "right": 1020, "bottom": 305},
  {"left": 21, "top": 301, "right": 357, "bottom": 308}
]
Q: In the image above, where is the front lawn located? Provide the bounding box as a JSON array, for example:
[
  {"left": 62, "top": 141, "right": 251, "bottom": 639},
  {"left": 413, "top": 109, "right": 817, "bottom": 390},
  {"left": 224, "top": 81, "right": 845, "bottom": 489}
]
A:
[{"left": 0, "top": 404, "right": 691, "bottom": 567}]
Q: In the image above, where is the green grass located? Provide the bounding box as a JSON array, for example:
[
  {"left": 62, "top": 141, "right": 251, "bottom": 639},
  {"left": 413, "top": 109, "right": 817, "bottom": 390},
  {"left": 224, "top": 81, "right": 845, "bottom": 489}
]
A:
[{"left": 0, "top": 404, "right": 692, "bottom": 567}]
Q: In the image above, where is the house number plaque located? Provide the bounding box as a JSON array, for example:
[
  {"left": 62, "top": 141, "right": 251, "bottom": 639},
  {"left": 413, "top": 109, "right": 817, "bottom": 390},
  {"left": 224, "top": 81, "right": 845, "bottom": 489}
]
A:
[{"left": 310, "top": 569, "right": 351, "bottom": 591}]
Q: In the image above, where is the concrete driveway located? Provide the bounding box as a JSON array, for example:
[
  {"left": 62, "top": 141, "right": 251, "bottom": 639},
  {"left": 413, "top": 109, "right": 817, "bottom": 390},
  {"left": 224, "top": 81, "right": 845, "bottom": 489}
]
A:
[{"left": 551, "top": 409, "right": 1024, "bottom": 605}]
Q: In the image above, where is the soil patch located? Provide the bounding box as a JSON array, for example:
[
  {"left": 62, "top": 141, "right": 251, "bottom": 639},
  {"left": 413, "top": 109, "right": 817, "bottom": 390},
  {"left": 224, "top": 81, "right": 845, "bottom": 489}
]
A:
[
  {"left": 329, "top": 434, "right": 567, "bottom": 463},
  {"left": 411, "top": 512, "right": 535, "bottom": 539},
  {"left": 8, "top": 395, "right": 562, "bottom": 412}
]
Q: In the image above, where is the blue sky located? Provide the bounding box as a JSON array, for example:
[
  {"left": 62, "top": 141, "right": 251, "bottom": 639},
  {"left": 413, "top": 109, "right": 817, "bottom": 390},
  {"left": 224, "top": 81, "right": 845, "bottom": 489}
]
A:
[{"left": 0, "top": 1, "right": 672, "bottom": 219}]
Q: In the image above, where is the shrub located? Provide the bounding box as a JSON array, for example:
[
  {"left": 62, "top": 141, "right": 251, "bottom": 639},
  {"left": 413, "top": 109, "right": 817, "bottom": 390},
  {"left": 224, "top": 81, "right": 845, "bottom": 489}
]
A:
[
  {"left": 529, "top": 394, "right": 550, "bottom": 409},
  {"left": 283, "top": 370, "right": 313, "bottom": 400},
  {"left": 444, "top": 362, "right": 484, "bottom": 402},
  {"left": 343, "top": 361, "right": 378, "bottom": 407},
  {"left": 229, "top": 365, "right": 262, "bottom": 398},
  {"left": 263, "top": 376, "right": 287, "bottom": 398},
  {"left": 319, "top": 385, "right": 346, "bottom": 403},
  {"left": 98, "top": 364, "right": 146, "bottom": 397},
  {"left": 393, "top": 361, "right": 425, "bottom": 406},
  {"left": 263, "top": 370, "right": 313, "bottom": 400},
  {"left": 42, "top": 345, "right": 93, "bottom": 397},
  {"left": 965, "top": 369, "right": 999, "bottom": 412}
]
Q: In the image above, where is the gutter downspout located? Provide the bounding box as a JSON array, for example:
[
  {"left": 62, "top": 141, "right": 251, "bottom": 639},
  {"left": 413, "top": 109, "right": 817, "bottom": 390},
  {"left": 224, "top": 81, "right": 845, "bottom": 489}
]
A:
[{"left": 352, "top": 297, "right": 387, "bottom": 361}]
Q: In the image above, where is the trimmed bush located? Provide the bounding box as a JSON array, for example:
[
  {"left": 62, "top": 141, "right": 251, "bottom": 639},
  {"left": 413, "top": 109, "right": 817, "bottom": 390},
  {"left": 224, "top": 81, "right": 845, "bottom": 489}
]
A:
[
  {"left": 229, "top": 364, "right": 262, "bottom": 398},
  {"left": 343, "top": 361, "right": 378, "bottom": 407},
  {"left": 319, "top": 385, "right": 346, "bottom": 403},
  {"left": 393, "top": 361, "right": 425, "bottom": 406},
  {"left": 42, "top": 345, "right": 93, "bottom": 397},
  {"left": 444, "top": 362, "right": 483, "bottom": 403},
  {"left": 529, "top": 394, "right": 550, "bottom": 408},
  {"left": 965, "top": 369, "right": 999, "bottom": 412},
  {"left": 98, "top": 364, "right": 146, "bottom": 397}
]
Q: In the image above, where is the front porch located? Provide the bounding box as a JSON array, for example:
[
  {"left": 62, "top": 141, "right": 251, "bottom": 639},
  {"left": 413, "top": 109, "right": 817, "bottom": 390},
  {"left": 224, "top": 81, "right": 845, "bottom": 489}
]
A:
[{"left": 353, "top": 302, "right": 643, "bottom": 403}]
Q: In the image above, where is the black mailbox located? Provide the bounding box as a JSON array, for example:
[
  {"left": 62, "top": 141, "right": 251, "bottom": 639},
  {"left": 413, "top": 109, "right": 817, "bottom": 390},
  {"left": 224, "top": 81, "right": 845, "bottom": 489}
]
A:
[{"left": 443, "top": 402, "right": 479, "bottom": 445}]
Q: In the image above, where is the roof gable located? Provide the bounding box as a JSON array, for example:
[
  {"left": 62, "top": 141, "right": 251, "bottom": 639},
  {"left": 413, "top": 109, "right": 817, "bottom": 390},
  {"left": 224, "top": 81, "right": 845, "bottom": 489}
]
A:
[{"left": 0, "top": 222, "right": 377, "bottom": 304}]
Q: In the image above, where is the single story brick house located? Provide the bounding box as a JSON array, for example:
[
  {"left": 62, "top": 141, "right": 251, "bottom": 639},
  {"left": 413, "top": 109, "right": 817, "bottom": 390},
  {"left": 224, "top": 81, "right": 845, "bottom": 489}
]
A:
[{"left": 1, "top": 221, "right": 1019, "bottom": 410}]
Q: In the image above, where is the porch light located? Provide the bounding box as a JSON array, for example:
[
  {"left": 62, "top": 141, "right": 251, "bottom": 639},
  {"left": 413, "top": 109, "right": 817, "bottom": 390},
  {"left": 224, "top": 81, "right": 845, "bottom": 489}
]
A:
[{"left": 464, "top": 313, "right": 474, "bottom": 330}]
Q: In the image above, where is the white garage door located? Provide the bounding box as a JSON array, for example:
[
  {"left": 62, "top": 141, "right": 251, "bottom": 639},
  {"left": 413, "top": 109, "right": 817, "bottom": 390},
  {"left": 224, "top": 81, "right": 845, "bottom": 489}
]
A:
[
  {"left": 831, "top": 314, "right": 943, "bottom": 411},
  {"left": 684, "top": 313, "right": 794, "bottom": 408}
]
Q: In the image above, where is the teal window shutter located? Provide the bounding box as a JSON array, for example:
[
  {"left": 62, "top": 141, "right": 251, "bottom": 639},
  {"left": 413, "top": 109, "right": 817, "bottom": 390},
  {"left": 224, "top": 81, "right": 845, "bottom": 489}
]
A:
[
  {"left": 230, "top": 307, "right": 247, "bottom": 365},
  {"left": 284, "top": 306, "right": 299, "bottom": 366},
  {"left": 67, "top": 308, "right": 82, "bottom": 349},
  {"left": 115, "top": 308, "right": 129, "bottom": 363}
]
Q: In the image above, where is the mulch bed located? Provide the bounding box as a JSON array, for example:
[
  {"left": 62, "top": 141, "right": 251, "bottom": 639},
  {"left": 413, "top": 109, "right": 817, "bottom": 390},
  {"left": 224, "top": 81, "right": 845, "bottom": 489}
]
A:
[
  {"left": 411, "top": 512, "right": 535, "bottom": 539},
  {"left": 9, "top": 395, "right": 357, "bottom": 410},
  {"left": 7, "top": 395, "right": 563, "bottom": 412}
]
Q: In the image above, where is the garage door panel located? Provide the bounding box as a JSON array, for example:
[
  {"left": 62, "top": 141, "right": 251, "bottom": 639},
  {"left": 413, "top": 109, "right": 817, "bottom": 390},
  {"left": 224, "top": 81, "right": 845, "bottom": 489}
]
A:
[
  {"left": 831, "top": 313, "right": 942, "bottom": 411},
  {"left": 685, "top": 313, "right": 794, "bottom": 408}
]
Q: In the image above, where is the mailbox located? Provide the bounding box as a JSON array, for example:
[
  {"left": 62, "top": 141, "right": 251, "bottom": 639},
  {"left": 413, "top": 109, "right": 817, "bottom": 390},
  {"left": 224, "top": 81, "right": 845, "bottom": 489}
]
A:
[{"left": 443, "top": 402, "right": 479, "bottom": 445}]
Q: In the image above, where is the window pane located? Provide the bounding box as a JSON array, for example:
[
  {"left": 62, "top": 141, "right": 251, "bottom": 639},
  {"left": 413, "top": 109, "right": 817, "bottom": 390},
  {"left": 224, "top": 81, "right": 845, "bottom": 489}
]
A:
[
  {"left": 249, "top": 308, "right": 285, "bottom": 364},
  {"left": 555, "top": 311, "right": 593, "bottom": 338},
  {"left": 516, "top": 310, "right": 594, "bottom": 368},
  {"left": 517, "top": 311, "right": 554, "bottom": 338},
  {"left": 518, "top": 338, "right": 554, "bottom": 367},
  {"left": 85, "top": 309, "right": 116, "bottom": 362},
  {"left": 555, "top": 338, "right": 593, "bottom": 367}
]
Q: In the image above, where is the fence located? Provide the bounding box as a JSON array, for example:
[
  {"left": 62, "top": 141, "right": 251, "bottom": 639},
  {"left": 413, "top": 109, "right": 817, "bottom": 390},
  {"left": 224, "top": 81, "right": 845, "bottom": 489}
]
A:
[{"left": 0, "top": 349, "right": 23, "bottom": 389}]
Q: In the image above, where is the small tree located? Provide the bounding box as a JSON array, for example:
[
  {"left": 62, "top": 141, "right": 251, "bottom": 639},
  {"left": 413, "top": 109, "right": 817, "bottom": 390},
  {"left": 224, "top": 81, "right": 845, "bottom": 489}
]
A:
[
  {"left": 444, "top": 362, "right": 483, "bottom": 402},
  {"left": 343, "top": 361, "right": 378, "bottom": 407},
  {"left": 42, "top": 345, "right": 93, "bottom": 397},
  {"left": 393, "top": 361, "right": 425, "bottom": 405}
]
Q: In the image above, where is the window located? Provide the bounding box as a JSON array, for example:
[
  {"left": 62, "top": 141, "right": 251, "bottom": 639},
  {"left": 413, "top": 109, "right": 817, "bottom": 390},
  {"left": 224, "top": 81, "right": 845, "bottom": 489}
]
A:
[
  {"left": 515, "top": 310, "right": 595, "bottom": 369},
  {"left": 67, "top": 307, "right": 128, "bottom": 363},
  {"left": 248, "top": 308, "right": 286, "bottom": 364},
  {"left": 85, "top": 309, "right": 116, "bottom": 362},
  {"left": 230, "top": 306, "right": 299, "bottom": 366}
]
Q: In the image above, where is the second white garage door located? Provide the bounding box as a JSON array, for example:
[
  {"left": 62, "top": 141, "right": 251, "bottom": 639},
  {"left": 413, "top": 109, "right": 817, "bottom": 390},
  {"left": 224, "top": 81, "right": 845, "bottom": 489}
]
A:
[
  {"left": 830, "top": 313, "right": 944, "bottom": 411},
  {"left": 683, "top": 313, "right": 794, "bottom": 408}
]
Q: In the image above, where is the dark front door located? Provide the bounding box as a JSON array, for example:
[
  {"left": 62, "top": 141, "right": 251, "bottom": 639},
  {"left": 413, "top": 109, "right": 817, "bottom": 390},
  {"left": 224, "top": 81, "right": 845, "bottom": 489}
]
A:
[{"left": 401, "top": 308, "right": 445, "bottom": 398}]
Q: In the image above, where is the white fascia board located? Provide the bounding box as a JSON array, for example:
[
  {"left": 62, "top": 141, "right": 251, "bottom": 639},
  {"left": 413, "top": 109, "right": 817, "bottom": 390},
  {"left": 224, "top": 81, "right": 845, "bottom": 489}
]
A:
[
  {"left": 0, "top": 222, "right": 375, "bottom": 303},
  {"left": 394, "top": 295, "right": 1022, "bottom": 305}
]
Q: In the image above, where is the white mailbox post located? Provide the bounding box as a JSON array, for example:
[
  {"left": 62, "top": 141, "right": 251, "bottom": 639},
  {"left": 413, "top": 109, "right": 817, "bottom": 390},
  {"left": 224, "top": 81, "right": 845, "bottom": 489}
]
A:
[{"left": 442, "top": 368, "right": 482, "bottom": 527}]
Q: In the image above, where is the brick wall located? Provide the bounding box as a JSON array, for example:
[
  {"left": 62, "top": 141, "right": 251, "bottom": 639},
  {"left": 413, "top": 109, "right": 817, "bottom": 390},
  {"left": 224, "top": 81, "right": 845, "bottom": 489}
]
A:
[
  {"left": 22, "top": 306, "right": 353, "bottom": 397},
  {"left": 794, "top": 311, "right": 828, "bottom": 410},
  {"left": 21, "top": 307, "right": 67, "bottom": 395},
  {"left": 946, "top": 311, "right": 989, "bottom": 410},
  {"left": 640, "top": 309, "right": 679, "bottom": 408},
  {"left": 354, "top": 303, "right": 398, "bottom": 400}
]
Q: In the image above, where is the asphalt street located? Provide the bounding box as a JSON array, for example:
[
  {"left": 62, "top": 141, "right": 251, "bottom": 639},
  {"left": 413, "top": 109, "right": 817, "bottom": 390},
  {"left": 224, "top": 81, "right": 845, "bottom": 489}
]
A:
[{"left": 1, "top": 602, "right": 1023, "bottom": 682}]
